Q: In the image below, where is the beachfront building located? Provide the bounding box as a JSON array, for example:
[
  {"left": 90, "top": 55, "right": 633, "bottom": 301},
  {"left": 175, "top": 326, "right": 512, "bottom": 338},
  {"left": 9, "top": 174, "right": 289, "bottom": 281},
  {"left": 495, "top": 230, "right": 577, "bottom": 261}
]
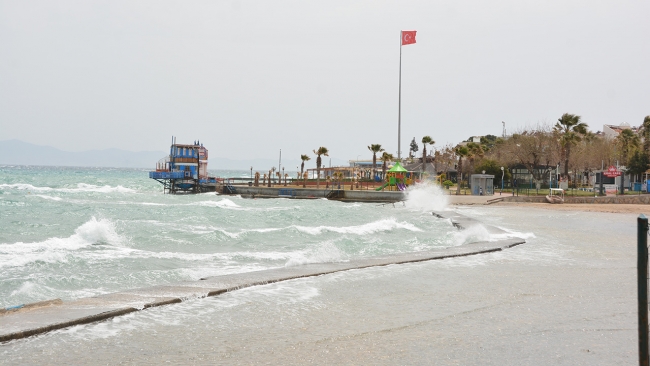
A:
[
  {"left": 149, "top": 137, "right": 215, "bottom": 193},
  {"left": 510, "top": 164, "right": 563, "bottom": 190},
  {"left": 470, "top": 174, "right": 494, "bottom": 195},
  {"left": 602, "top": 122, "right": 640, "bottom": 139}
]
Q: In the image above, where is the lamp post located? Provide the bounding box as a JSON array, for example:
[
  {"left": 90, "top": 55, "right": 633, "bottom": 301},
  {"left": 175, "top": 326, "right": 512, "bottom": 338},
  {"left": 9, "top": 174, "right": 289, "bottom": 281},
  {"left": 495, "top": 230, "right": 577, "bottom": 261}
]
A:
[
  {"left": 620, "top": 167, "right": 626, "bottom": 195},
  {"left": 500, "top": 166, "right": 504, "bottom": 195},
  {"left": 250, "top": 166, "right": 253, "bottom": 182}
]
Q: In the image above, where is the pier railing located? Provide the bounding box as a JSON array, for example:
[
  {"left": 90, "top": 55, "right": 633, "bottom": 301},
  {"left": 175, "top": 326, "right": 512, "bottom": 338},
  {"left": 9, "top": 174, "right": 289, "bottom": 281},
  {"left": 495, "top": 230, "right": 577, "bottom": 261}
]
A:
[{"left": 149, "top": 171, "right": 184, "bottom": 179}]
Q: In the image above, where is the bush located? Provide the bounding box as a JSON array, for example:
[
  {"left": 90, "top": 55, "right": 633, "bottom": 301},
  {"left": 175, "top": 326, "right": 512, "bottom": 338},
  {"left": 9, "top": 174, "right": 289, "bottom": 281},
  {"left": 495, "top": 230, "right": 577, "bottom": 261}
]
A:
[{"left": 442, "top": 180, "right": 454, "bottom": 188}]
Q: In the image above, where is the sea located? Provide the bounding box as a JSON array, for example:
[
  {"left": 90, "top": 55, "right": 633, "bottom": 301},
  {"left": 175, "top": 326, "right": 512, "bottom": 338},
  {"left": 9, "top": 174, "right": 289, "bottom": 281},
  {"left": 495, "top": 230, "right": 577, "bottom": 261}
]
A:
[{"left": 0, "top": 165, "right": 640, "bottom": 364}]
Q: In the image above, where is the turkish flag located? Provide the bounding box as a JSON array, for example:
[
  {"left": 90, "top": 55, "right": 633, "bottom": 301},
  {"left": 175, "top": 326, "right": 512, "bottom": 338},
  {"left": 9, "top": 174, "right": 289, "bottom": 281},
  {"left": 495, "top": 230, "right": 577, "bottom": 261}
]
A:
[{"left": 401, "top": 30, "right": 416, "bottom": 46}]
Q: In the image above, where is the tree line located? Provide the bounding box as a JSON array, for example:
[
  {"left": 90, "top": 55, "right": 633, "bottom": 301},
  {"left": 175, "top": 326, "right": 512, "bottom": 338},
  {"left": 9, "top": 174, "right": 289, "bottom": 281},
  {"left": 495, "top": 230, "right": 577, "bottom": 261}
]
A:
[{"left": 440, "top": 114, "right": 650, "bottom": 189}]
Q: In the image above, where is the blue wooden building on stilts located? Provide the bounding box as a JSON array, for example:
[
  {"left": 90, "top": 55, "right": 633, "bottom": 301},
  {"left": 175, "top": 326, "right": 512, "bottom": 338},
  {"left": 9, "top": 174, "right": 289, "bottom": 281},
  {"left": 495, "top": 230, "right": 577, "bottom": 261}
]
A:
[{"left": 149, "top": 136, "right": 217, "bottom": 193}]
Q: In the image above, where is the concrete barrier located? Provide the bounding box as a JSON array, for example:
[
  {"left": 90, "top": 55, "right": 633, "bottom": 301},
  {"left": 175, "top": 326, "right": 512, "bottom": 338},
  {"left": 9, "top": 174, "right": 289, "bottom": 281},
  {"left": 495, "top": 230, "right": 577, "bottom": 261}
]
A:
[{"left": 228, "top": 186, "right": 405, "bottom": 203}]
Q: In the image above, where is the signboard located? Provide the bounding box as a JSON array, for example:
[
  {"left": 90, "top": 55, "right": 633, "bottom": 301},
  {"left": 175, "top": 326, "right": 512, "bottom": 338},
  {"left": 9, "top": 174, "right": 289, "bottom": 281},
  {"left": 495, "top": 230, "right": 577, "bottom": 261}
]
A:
[{"left": 603, "top": 165, "right": 621, "bottom": 178}]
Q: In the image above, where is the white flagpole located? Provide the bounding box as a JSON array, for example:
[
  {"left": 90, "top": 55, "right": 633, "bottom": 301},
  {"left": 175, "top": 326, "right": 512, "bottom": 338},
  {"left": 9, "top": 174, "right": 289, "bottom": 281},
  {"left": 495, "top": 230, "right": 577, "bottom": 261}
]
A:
[{"left": 398, "top": 31, "right": 402, "bottom": 160}]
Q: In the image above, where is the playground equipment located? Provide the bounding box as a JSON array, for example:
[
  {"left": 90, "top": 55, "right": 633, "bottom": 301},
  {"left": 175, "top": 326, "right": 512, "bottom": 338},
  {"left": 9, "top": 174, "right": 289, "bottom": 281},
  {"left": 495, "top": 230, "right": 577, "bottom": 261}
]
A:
[{"left": 376, "top": 162, "right": 409, "bottom": 191}]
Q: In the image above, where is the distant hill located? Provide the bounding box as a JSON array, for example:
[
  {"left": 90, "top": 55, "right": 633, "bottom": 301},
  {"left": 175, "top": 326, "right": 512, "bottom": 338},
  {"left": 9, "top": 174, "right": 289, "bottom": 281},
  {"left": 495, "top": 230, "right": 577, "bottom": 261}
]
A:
[
  {"left": 0, "top": 140, "right": 166, "bottom": 168},
  {"left": 0, "top": 140, "right": 350, "bottom": 170}
]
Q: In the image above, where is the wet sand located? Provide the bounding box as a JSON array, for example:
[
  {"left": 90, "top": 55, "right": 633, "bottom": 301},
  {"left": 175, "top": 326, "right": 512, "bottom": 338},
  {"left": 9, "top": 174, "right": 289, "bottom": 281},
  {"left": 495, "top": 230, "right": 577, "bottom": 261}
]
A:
[
  {"left": 444, "top": 193, "right": 650, "bottom": 214},
  {"left": 496, "top": 202, "right": 650, "bottom": 214}
]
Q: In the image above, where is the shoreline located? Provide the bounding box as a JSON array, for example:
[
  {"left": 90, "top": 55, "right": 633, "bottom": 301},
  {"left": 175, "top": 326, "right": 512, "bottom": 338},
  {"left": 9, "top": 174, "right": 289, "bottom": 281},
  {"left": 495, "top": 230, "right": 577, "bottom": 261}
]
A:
[{"left": 445, "top": 193, "right": 650, "bottom": 214}]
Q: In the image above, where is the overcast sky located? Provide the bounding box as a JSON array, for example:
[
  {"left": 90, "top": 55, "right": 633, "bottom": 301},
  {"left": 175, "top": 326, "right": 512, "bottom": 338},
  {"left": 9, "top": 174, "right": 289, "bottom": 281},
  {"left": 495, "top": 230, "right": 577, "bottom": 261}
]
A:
[{"left": 1, "top": 1, "right": 649, "bottom": 162}]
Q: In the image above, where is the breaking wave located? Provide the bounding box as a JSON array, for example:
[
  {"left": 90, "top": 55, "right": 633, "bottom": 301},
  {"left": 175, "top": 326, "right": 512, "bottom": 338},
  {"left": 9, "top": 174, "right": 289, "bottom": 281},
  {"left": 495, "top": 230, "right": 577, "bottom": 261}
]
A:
[
  {"left": 196, "top": 199, "right": 241, "bottom": 209},
  {"left": 33, "top": 194, "right": 63, "bottom": 201},
  {"left": 0, "top": 183, "right": 135, "bottom": 193},
  {"left": 285, "top": 241, "right": 347, "bottom": 267},
  {"left": 293, "top": 218, "right": 421, "bottom": 235},
  {"left": 0, "top": 217, "right": 124, "bottom": 268},
  {"left": 405, "top": 182, "right": 449, "bottom": 212}
]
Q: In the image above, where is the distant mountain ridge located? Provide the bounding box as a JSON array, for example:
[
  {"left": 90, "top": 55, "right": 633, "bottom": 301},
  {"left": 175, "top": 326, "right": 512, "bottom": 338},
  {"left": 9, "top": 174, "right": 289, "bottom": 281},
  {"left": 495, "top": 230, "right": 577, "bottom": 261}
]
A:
[{"left": 0, "top": 140, "right": 350, "bottom": 170}]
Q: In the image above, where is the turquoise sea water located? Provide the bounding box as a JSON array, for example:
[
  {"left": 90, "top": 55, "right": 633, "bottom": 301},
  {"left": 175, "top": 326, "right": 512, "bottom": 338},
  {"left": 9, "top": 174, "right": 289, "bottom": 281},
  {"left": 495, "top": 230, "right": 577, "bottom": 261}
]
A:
[
  {"left": 0, "top": 165, "right": 472, "bottom": 308},
  {"left": 2, "top": 166, "right": 640, "bottom": 364}
]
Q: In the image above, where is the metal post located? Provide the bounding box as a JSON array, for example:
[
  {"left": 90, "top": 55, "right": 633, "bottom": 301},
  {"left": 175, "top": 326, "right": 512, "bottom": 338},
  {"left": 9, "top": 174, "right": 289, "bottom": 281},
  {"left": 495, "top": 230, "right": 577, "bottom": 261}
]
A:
[
  {"left": 638, "top": 214, "right": 649, "bottom": 366},
  {"left": 600, "top": 161, "right": 605, "bottom": 196},
  {"left": 397, "top": 31, "right": 402, "bottom": 160}
]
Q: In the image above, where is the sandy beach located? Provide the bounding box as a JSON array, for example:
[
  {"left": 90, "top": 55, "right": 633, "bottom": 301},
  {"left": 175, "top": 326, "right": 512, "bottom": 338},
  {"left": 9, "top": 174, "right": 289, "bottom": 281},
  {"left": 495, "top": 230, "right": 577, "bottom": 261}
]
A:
[
  {"left": 444, "top": 194, "right": 650, "bottom": 214},
  {"left": 496, "top": 202, "right": 650, "bottom": 214}
]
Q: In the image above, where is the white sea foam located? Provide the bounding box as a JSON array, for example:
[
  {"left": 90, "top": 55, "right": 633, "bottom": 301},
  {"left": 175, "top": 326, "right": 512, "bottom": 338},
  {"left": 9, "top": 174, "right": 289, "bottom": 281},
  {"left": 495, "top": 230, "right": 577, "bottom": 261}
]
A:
[
  {"left": 405, "top": 182, "right": 449, "bottom": 212},
  {"left": 293, "top": 218, "right": 421, "bottom": 235},
  {"left": 0, "top": 183, "right": 53, "bottom": 192},
  {"left": 34, "top": 195, "right": 63, "bottom": 201},
  {"left": 285, "top": 241, "right": 347, "bottom": 267},
  {"left": 448, "top": 224, "right": 492, "bottom": 245},
  {"left": 490, "top": 228, "right": 537, "bottom": 241},
  {"left": 62, "top": 183, "right": 135, "bottom": 193},
  {"left": 446, "top": 223, "right": 535, "bottom": 246},
  {"left": 0, "top": 217, "right": 124, "bottom": 268},
  {"left": 0, "top": 183, "right": 135, "bottom": 193},
  {"left": 196, "top": 198, "right": 241, "bottom": 209},
  {"left": 215, "top": 227, "right": 281, "bottom": 239},
  {"left": 9, "top": 281, "right": 37, "bottom": 298}
]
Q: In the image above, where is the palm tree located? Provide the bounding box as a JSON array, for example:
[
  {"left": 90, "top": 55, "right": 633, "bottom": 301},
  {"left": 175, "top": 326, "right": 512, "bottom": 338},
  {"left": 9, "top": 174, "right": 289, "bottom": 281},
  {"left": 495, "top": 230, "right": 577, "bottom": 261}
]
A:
[
  {"left": 421, "top": 136, "right": 435, "bottom": 172},
  {"left": 466, "top": 142, "right": 484, "bottom": 174},
  {"left": 313, "top": 147, "right": 329, "bottom": 188},
  {"left": 268, "top": 170, "right": 272, "bottom": 187},
  {"left": 554, "top": 113, "right": 588, "bottom": 180},
  {"left": 380, "top": 152, "right": 394, "bottom": 181},
  {"left": 454, "top": 145, "right": 469, "bottom": 195},
  {"left": 300, "top": 154, "right": 311, "bottom": 181},
  {"left": 643, "top": 116, "right": 650, "bottom": 157},
  {"left": 367, "top": 144, "right": 384, "bottom": 179},
  {"left": 617, "top": 128, "right": 641, "bottom": 166},
  {"left": 303, "top": 172, "right": 308, "bottom": 188},
  {"left": 254, "top": 172, "right": 260, "bottom": 187}
]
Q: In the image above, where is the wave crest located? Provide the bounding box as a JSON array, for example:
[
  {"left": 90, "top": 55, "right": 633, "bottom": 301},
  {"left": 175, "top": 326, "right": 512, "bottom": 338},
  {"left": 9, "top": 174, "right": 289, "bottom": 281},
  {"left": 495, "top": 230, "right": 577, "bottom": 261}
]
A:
[
  {"left": 0, "top": 183, "right": 135, "bottom": 193},
  {"left": 406, "top": 182, "right": 448, "bottom": 211},
  {"left": 196, "top": 199, "right": 240, "bottom": 209},
  {"left": 0, "top": 217, "right": 124, "bottom": 268},
  {"left": 293, "top": 218, "right": 421, "bottom": 236}
]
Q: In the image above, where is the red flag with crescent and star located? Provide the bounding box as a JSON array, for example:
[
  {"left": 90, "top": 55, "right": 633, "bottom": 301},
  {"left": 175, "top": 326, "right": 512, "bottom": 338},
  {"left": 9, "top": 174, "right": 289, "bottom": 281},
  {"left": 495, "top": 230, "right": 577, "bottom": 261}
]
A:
[{"left": 401, "top": 30, "right": 416, "bottom": 46}]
